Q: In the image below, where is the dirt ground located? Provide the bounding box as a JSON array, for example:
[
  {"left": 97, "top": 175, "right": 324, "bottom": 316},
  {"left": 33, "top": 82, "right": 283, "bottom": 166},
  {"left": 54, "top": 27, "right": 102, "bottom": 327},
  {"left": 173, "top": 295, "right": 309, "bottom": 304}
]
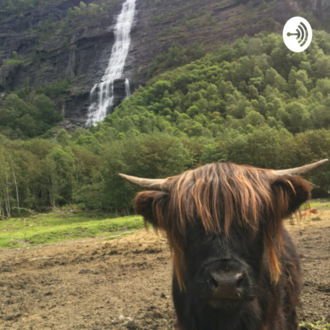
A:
[{"left": 0, "top": 211, "right": 329, "bottom": 329}]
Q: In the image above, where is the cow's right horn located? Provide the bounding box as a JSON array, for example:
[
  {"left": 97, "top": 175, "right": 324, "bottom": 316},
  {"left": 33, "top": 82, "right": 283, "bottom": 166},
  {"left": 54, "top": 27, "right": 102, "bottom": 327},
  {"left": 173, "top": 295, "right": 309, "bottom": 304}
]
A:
[{"left": 273, "top": 159, "right": 329, "bottom": 176}]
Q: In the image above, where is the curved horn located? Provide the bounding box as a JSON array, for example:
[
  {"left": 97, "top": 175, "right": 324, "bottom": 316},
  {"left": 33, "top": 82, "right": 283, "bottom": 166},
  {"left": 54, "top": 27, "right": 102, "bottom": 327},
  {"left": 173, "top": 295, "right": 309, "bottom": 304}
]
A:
[
  {"left": 119, "top": 173, "right": 169, "bottom": 191},
  {"left": 273, "top": 159, "right": 329, "bottom": 176},
  {"left": 120, "top": 159, "right": 329, "bottom": 189}
]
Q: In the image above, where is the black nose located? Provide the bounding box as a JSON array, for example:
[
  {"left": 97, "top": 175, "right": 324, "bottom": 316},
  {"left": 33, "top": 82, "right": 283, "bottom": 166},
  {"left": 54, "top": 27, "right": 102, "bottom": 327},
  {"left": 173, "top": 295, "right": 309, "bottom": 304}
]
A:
[{"left": 210, "top": 271, "right": 245, "bottom": 300}]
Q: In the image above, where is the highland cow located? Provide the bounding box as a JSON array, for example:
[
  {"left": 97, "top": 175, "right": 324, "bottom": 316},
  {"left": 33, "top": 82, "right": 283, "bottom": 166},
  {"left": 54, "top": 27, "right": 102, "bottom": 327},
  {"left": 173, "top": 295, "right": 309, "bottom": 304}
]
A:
[{"left": 120, "top": 159, "right": 328, "bottom": 330}]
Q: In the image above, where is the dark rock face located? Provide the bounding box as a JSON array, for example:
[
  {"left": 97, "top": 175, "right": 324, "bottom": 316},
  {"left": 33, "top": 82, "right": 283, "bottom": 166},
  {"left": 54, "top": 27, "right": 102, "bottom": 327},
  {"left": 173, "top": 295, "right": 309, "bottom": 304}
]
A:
[
  {"left": 113, "top": 79, "right": 128, "bottom": 110},
  {"left": 0, "top": 0, "right": 328, "bottom": 126},
  {"left": 65, "top": 91, "right": 91, "bottom": 121},
  {"left": 0, "top": 0, "right": 124, "bottom": 125},
  {"left": 127, "top": 0, "right": 328, "bottom": 87}
]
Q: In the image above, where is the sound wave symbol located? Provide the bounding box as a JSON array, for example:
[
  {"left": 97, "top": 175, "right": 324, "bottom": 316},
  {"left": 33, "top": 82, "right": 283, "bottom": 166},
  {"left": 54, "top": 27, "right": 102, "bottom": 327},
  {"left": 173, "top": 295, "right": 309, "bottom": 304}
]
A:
[{"left": 287, "top": 22, "right": 308, "bottom": 47}]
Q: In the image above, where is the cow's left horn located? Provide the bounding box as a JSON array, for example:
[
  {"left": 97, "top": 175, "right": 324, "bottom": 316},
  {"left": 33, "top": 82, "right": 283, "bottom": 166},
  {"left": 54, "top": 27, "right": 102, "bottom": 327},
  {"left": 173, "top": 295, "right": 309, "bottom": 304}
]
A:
[
  {"left": 273, "top": 159, "right": 329, "bottom": 176},
  {"left": 119, "top": 173, "right": 170, "bottom": 191}
]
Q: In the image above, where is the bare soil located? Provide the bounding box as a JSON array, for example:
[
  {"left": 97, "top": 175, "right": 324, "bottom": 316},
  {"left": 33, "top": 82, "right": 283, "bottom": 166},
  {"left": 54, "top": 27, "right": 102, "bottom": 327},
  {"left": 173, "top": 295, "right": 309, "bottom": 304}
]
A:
[{"left": 0, "top": 211, "right": 329, "bottom": 329}]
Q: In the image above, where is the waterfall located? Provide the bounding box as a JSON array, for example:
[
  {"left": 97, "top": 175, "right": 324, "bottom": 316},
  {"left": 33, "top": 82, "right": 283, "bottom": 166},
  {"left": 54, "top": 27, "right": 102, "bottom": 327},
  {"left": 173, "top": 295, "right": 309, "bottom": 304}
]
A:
[
  {"left": 86, "top": 0, "right": 136, "bottom": 126},
  {"left": 125, "top": 78, "right": 131, "bottom": 98}
]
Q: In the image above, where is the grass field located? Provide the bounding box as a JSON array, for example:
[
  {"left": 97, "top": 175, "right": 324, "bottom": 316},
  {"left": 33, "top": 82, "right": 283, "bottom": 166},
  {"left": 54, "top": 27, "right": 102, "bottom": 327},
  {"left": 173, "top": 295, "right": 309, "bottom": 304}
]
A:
[
  {"left": 0, "top": 207, "right": 144, "bottom": 249},
  {"left": 0, "top": 204, "right": 329, "bottom": 329},
  {"left": 308, "top": 199, "right": 330, "bottom": 209},
  {"left": 1, "top": 199, "right": 329, "bottom": 250}
]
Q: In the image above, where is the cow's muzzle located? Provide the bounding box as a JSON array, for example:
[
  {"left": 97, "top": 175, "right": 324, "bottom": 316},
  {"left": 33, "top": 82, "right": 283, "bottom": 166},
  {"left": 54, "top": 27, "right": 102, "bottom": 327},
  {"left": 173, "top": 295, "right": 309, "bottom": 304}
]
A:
[
  {"left": 210, "top": 270, "right": 245, "bottom": 299},
  {"left": 207, "top": 269, "right": 254, "bottom": 309}
]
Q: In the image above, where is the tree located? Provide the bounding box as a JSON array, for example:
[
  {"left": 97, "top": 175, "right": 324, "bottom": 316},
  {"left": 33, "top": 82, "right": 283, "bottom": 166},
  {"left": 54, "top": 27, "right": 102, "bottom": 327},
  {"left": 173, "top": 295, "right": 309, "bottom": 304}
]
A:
[
  {"left": 47, "top": 147, "right": 75, "bottom": 205},
  {"left": 0, "top": 149, "right": 12, "bottom": 218},
  {"left": 243, "top": 109, "right": 265, "bottom": 127}
]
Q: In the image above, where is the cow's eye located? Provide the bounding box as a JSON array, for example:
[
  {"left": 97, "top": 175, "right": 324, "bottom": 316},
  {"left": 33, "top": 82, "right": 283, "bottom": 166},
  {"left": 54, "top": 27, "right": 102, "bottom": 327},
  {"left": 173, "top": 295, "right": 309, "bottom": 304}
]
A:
[{"left": 202, "top": 236, "right": 213, "bottom": 244}]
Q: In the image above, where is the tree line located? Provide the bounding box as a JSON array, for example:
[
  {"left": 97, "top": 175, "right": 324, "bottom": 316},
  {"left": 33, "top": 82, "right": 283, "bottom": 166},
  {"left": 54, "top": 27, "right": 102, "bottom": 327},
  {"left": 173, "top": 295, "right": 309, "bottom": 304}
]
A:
[
  {"left": 0, "top": 127, "right": 329, "bottom": 219},
  {"left": 0, "top": 31, "right": 330, "bottom": 218}
]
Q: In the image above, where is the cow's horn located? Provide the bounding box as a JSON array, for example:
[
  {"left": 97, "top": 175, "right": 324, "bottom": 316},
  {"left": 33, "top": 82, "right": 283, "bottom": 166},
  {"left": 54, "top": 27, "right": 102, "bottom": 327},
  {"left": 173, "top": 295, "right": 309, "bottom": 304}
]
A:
[
  {"left": 119, "top": 173, "right": 170, "bottom": 191},
  {"left": 273, "top": 159, "right": 329, "bottom": 176}
]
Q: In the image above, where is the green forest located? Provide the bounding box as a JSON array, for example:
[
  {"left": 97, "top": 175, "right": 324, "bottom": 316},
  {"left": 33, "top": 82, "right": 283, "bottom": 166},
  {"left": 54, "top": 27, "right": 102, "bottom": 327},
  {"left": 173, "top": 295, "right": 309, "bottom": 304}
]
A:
[
  {"left": 0, "top": 31, "right": 330, "bottom": 218},
  {"left": 0, "top": 0, "right": 114, "bottom": 20}
]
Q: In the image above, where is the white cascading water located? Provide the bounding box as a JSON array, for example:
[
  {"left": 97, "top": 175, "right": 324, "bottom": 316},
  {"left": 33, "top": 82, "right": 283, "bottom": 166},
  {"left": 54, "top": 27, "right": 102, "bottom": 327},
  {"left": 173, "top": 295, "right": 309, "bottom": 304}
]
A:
[
  {"left": 125, "top": 78, "right": 131, "bottom": 98},
  {"left": 86, "top": 0, "right": 136, "bottom": 126}
]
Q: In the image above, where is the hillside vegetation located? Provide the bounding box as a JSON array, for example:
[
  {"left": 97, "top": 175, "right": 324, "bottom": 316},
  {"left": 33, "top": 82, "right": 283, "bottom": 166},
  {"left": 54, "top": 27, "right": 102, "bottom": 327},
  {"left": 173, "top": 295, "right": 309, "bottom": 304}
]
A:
[
  {"left": 0, "top": 32, "right": 330, "bottom": 218},
  {"left": 1, "top": 0, "right": 330, "bottom": 123}
]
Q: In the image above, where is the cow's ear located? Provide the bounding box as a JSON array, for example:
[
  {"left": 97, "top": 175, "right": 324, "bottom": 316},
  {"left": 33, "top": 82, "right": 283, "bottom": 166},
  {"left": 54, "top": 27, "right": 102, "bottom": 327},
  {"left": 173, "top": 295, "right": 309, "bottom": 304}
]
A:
[
  {"left": 271, "top": 175, "right": 312, "bottom": 217},
  {"left": 134, "top": 191, "right": 170, "bottom": 229}
]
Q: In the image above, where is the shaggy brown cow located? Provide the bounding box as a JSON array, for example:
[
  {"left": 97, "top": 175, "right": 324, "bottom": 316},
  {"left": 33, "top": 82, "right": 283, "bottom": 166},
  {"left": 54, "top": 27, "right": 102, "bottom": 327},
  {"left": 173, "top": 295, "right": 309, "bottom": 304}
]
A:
[{"left": 120, "top": 159, "right": 328, "bottom": 330}]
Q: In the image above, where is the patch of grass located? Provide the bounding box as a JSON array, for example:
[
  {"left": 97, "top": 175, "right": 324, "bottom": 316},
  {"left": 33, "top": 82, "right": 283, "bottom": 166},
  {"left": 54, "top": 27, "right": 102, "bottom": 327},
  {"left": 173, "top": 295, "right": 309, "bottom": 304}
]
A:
[
  {"left": 300, "top": 318, "right": 330, "bottom": 329},
  {"left": 0, "top": 209, "right": 144, "bottom": 248},
  {"left": 301, "top": 199, "right": 330, "bottom": 210},
  {"left": 2, "top": 58, "right": 26, "bottom": 66}
]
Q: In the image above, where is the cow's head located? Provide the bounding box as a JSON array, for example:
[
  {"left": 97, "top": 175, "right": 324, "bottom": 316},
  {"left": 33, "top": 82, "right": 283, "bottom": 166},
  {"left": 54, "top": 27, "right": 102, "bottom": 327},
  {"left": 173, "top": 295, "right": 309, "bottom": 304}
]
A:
[{"left": 120, "top": 159, "right": 327, "bottom": 310}]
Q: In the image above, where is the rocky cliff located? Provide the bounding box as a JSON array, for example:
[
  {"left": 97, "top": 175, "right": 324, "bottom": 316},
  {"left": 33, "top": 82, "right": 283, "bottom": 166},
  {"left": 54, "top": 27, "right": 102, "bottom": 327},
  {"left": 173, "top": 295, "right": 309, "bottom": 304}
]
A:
[{"left": 0, "top": 0, "right": 328, "bottom": 125}]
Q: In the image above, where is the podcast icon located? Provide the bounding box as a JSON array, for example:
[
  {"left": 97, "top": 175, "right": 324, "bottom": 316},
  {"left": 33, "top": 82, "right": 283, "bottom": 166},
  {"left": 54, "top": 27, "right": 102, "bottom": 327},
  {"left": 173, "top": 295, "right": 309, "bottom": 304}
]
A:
[{"left": 283, "top": 17, "right": 312, "bottom": 52}]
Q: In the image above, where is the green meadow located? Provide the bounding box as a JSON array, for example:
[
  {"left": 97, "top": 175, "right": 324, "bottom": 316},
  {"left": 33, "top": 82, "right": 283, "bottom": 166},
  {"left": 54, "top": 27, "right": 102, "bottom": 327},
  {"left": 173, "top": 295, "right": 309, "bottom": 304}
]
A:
[
  {"left": 1, "top": 199, "right": 330, "bottom": 249},
  {"left": 308, "top": 199, "right": 330, "bottom": 209},
  {"left": 0, "top": 208, "right": 144, "bottom": 249}
]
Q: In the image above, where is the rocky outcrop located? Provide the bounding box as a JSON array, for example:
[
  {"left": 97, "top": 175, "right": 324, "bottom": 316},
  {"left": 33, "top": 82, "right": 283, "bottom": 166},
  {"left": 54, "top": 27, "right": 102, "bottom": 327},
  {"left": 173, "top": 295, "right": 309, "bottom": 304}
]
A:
[
  {"left": 113, "top": 79, "right": 128, "bottom": 110},
  {"left": 0, "top": 0, "right": 328, "bottom": 126},
  {"left": 0, "top": 0, "right": 124, "bottom": 123}
]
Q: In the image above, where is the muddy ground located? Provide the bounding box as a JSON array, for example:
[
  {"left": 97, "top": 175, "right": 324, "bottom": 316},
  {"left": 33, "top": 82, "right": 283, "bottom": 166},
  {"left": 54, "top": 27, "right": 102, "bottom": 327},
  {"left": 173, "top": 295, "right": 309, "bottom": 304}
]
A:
[{"left": 0, "top": 211, "right": 329, "bottom": 329}]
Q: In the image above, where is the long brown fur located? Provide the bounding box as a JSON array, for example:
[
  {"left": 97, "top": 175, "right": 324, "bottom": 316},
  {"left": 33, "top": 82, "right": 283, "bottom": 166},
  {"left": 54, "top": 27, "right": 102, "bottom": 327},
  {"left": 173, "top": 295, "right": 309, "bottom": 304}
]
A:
[{"left": 134, "top": 162, "right": 311, "bottom": 290}]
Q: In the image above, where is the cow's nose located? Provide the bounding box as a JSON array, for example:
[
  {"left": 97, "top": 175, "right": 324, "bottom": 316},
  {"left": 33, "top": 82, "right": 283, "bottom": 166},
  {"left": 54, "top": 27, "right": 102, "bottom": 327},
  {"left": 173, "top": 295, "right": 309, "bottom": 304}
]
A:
[{"left": 210, "top": 271, "right": 245, "bottom": 300}]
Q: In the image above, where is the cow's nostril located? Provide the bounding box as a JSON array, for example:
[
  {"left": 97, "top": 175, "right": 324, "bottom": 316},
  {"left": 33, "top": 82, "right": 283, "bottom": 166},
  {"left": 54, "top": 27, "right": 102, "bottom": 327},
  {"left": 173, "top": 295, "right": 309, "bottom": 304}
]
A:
[
  {"left": 210, "top": 271, "right": 245, "bottom": 288},
  {"left": 234, "top": 272, "right": 244, "bottom": 287},
  {"left": 209, "top": 271, "right": 246, "bottom": 300},
  {"left": 210, "top": 273, "right": 220, "bottom": 289}
]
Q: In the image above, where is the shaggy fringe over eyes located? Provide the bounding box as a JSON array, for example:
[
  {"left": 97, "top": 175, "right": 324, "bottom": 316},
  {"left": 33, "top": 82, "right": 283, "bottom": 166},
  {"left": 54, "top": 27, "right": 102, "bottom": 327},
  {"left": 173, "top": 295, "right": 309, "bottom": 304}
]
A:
[{"left": 135, "top": 163, "right": 311, "bottom": 290}]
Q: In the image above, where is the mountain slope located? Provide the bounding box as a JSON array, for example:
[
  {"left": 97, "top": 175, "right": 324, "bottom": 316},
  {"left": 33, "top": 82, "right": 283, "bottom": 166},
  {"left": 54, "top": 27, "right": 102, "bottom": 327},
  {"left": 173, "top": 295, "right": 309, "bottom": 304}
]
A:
[
  {"left": 0, "top": 31, "right": 330, "bottom": 216},
  {"left": 0, "top": 0, "right": 329, "bottom": 125}
]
